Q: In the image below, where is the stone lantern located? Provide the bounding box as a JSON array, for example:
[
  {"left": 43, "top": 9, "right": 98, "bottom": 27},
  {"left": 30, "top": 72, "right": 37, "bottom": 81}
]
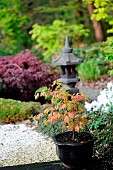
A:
[{"left": 52, "top": 36, "right": 82, "bottom": 94}]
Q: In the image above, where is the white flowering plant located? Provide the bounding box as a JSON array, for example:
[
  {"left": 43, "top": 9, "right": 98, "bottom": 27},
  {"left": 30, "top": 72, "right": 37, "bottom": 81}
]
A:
[
  {"left": 85, "top": 82, "right": 113, "bottom": 112},
  {"left": 85, "top": 82, "right": 113, "bottom": 157}
]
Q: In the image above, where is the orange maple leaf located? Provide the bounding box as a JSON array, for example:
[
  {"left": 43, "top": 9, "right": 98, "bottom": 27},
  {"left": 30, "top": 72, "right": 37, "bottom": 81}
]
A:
[
  {"left": 64, "top": 115, "right": 69, "bottom": 124},
  {"left": 49, "top": 117, "right": 56, "bottom": 123},
  {"left": 75, "top": 125, "right": 80, "bottom": 132},
  {"left": 68, "top": 112, "right": 75, "bottom": 119}
]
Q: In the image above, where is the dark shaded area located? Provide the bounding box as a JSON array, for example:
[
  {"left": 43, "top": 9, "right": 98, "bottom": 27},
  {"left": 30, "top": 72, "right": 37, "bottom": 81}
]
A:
[
  {"left": 0, "top": 158, "right": 112, "bottom": 170},
  {"left": 54, "top": 131, "right": 94, "bottom": 143},
  {"left": 53, "top": 132, "right": 95, "bottom": 170}
]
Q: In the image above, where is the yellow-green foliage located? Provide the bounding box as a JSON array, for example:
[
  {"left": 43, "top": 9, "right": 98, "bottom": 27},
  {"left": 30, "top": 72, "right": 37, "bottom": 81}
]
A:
[
  {"left": 29, "top": 20, "right": 89, "bottom": 62},
  {"left": 85, "top": 0, "right": 113, "bottom": 34},
  {"left": 0, "top": 98, "right": 42, "bottom": 123},
  {"left": 0, "top": 0, "right": 30, "bottom": 55},
  {"left": 85, "top": 0, "right": 113, "bottom": 75},
  {"left": 102, "top": 37, "right": 113, "bottom": 75}
]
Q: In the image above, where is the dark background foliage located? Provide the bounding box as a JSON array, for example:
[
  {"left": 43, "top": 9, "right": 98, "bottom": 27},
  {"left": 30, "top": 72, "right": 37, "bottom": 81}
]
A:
[{"left": 0, "top": 0, "right": 110, "bottom": 56}]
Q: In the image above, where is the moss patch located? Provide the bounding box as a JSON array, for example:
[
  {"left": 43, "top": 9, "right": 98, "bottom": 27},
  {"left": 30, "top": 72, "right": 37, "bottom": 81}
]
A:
[{"left": 0, "top": 98, "right": 42, "bottom": 123}]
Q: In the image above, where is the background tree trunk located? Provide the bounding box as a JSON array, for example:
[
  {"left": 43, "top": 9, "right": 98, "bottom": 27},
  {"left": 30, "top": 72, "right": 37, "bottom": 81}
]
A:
[{"left": 87, "top": 4, "right": 104, "bottom": 42}]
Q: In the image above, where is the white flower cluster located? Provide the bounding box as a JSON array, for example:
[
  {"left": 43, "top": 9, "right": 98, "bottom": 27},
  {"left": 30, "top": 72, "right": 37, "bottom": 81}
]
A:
[{"left": 85, "top": 82, "right": 113, "bottom": 112}]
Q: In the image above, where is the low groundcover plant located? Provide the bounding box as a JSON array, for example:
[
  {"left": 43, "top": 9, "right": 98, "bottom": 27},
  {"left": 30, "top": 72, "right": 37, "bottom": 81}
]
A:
[
  {"left": 34, "top": 81, "right": 89, "bottom": 141},
  {"left": 85, "top": 82, "right": 113, "bottom": 157}
]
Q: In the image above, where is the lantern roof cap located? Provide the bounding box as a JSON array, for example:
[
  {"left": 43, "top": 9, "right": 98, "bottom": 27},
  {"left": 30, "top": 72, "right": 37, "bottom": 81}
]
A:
[
  {"left": 62, "top": 36, "right": 73, "bottom": 53},
  {"left": 52, "top": 36, "right": 82, "bottom": 66}
]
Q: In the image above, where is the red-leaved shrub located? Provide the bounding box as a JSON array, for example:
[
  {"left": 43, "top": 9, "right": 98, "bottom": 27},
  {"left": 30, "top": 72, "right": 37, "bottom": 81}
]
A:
[{"left": 0, "top": 50, "right": 60, "bottom": 101}]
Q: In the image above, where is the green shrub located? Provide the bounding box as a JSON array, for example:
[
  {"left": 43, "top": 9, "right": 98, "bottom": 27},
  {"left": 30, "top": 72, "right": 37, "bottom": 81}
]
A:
[
  {"left": 85, "top": 82, "right": 113, "bottom": 157},
  {"left": 77, "top": 58, "right": 101, "bottom": 81},
  {"left": 29, "top": 19, "right": 89, "bottom": 62},
  {"left": 75, "top": 43, "right": 109, "bottom": 81},
  {"left": 87, "top": 109, "right": 113, "bottom": 157},
  {"left": 102, "top": 36, "right": 113, "bottom": 75},
  {"left": 0, "top": 98, "right": 42, "bottom": 123},
  {"left": 0, "top": 0, "right": 31, "bottom": 56},
  {"left": 74, "top": 43, "right": 104, "bottom": 60},
  {"left": 36, "top": 116, "right": 65, "bottom": 138}
]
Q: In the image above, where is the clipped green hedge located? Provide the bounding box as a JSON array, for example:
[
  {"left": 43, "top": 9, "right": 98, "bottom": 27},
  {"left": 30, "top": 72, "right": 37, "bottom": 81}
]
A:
[{"left": 0, "top": 98, "right": 42, "bottom": 123}]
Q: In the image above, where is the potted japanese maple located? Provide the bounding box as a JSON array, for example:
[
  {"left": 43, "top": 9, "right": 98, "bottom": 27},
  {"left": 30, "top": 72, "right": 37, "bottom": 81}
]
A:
[{"left": 35, "top": 81, "right": 95, "bottom": 169}]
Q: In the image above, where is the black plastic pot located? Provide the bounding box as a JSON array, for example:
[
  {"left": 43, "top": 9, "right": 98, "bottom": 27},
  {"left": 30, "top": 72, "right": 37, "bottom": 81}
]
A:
[{"left": 53, "top": 131, "right": 95, "bottom": 169}]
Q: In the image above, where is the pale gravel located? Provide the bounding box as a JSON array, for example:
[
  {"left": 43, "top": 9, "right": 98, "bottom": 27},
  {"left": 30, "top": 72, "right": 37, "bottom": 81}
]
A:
[{"left": 0, "top": 124, "right": 58, "bottom": 167}]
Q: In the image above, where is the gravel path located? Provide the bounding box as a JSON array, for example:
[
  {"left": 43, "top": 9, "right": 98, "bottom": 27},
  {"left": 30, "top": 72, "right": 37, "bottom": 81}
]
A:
[{"left": 0, "top": 124, "right": 58, "bottom": 167}]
